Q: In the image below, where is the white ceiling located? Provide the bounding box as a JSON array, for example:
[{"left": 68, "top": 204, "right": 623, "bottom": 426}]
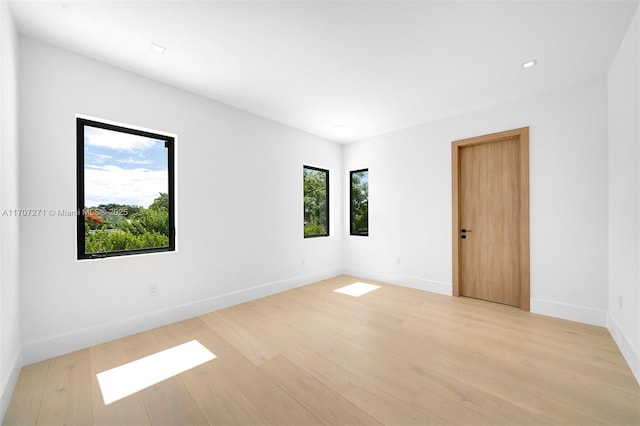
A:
[{"left": 8, "top": 0, "right": 639, "bottom": 143}]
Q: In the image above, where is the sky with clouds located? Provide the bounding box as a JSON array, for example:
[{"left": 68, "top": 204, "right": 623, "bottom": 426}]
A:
[{"left": 84, "top": 125, "right": 168, "bottom": 208}]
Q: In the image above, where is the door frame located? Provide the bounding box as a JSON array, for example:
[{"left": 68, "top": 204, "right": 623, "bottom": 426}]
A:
[{"left": 451, "top": 127, "right": 530, "bottom": 311}]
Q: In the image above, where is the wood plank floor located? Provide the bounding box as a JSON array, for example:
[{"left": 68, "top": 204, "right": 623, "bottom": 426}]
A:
[{"left": 4, "top": 275, "right": 639, "bottom": 425}]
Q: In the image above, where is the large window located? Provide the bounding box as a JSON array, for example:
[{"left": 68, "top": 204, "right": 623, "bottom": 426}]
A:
[
  {"left": 350, "top": 169, "right": 368, "bottom": 236},
  {"left": 77, "top": 117, "right": 175, "bottom": 259},
  {"left": 303, "top": 165, "right": 329, "bottom": 238}
]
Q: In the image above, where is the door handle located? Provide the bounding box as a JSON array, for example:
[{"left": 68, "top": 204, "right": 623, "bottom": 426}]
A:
[{"left": 461, "top": 229, "right": 472, "bottom": 233}]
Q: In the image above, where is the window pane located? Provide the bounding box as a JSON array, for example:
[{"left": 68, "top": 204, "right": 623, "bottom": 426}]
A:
[
  {"left": 77, "top": 118, "right": 175, "bottom": 259},
  {"left": 350, "top": 169, "right": 368, "bottom": 236},
  {"left": 303, "top": 165, "right": 329, "bottom": 238}
]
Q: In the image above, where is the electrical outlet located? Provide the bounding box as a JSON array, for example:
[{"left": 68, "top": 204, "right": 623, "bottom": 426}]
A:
[
  {"left": 150, "top": 285, "right": 159, "bottom": 297},
  {"left": 619, "top": 295, "right": 623, "bottom": 309},
  {"left": 396, "top": 256, "right": 401, "bottom": 265},
  {"left": 302, "top": 257, "right": 306, "bottom": 266}
]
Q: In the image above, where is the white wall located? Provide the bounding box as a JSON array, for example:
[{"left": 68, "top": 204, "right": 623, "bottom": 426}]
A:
[
  {"left": 8, "top": 6, "right": 639, "bottom": 393},
  {"left": 18, "top": 37, "right": 343, "bottom": 364},
  {"left": 0, "top": 0, "right": 22, "bottom": 421},
  {"left": 343, "top": 77, "right": 609, "bottom": 326},
  {"left": 607, "top": 6, "right": 640, "bottom": 383}
]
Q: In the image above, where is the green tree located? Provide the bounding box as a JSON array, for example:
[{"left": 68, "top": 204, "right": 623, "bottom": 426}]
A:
[
  {"left": 351, "top": 171, "right": 368, "bottom": 234},
  {"left": 85, "top": 230, "right": 168, "bottom": 253},
  {"left": 84, "top": 193, "right": 171, "bottom": 254},
  {"left": 96, "top": 203, "right": 141, "bottom": 216},
  {"left": 125, "top": 209, "right": 169, "bottom": 236},
  {"left": 148, "top": 192, "right": 169, "bottom": 211},
  {"left": 304, "top": 168, "right": 328, "bottom": 236}
]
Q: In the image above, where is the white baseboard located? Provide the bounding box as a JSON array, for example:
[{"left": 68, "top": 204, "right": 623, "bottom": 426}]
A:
[
  {"left": 0, "top": 348, "right": 23, "bottom": 423},
  {"left": 22, "top": 266, "right": 342, "bottom": 365},
  {"left": 18, "top": 267, "right": 639, "bottom": 390},
  {"left": 344, "top": 270, "right": 610, "bottom": 329},
  {"left": 342, "top": 266, "right": 452, "bottom": 296},
  {"left": 530, "top": 298, "right": 607, "bottom": 326},
  {"left": 607, "top": 313, "right": 640, "bottom": 385}
]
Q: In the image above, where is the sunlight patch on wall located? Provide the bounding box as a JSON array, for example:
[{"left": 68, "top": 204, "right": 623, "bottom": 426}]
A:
[
  {"left": 96, "top": 340, "right": 216, "bottom": 405},
  {"left": 334, "top": 282, "right": 381, "bottom": 297}
]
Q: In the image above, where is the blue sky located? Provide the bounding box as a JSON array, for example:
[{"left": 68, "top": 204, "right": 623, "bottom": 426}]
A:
[
  {"left": 84, "top": 125, "right": 168, "bottom": 208},
  {"left": 353, "top": 169, "right": 368, "bottom": 184}
]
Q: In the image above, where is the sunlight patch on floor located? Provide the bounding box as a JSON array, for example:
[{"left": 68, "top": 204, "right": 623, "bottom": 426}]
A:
[
  {"left": 334, "top": 282, "right": 381, "bottom": 297},
  {"left": 96, "top": 339, "right": 216, "bottom": 405}
]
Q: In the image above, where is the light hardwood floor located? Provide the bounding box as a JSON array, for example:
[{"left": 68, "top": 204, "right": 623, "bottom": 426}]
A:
[{"left": 4, "top": 275, "right": 639, "bottom": 425}]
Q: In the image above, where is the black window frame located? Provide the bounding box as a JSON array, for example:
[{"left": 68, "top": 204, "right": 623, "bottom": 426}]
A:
[
  {"left": 76, "top": 117, "right": 176, "bottom": 259},
  {"left": 303, "top": 165, "right": 330, "bottom": 238},
  {"left": 350, "top": 168, "right": 369, "bottom": 236}
]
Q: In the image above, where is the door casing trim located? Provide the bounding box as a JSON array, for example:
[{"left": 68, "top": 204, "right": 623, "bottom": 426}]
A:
[{"left": 451, "top": 127, "right": 530, "bottom": 311}]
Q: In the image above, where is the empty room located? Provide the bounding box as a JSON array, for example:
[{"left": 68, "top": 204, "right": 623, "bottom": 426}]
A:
[{"left": 1, "top": 0, "right": 639, "bottom": 425}]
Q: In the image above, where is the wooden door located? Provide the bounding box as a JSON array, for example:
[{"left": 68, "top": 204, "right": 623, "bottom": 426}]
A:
[{"left": 452, "top": 128, "right": 529, "bottom": 310}]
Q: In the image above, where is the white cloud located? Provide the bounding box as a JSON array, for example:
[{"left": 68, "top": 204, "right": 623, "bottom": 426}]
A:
[
  {"left": 118, "top": 157, "right": 152, "bottom": 165},
  {"left": 85, "top": 165, "right": 167, "bottom": 208},
  {"left": 85, "top": 126, "right": 160, "bottom": 152},
  {"left": 88, "top": 153, "right": 113, "bottom": 164}
]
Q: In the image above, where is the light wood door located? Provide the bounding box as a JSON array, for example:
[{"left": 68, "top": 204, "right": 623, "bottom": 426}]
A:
[{"left": 452, "top": 128, "right": 529, "bottom": 310}]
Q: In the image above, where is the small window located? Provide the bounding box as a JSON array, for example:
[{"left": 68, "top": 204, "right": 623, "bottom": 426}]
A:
[
  {"left": 303, "top": 165, "right": 329, "bottom": 238},
  {"left": 77, "top": 118, "right": 175, "bottom": 259},
  {"left": 350, "top": 169, "right": 368, "bottom": 236}
]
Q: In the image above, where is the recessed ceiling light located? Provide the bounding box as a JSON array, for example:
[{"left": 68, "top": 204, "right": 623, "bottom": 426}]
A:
[
  {"left": 150, "top": 42, "right": 166, "bottom": 54},
  {"left": 522, "top": 59, "right": 537, "bottom": 69},
  {"left": 335, "top": 124, "right": 345, "bottom": 130}
]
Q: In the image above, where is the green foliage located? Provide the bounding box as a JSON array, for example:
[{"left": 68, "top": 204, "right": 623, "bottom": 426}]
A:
[
  {"left": 303, "top": 168, "right": 328, "bottom": 236},
  {"left": 84, "top": 193, "right": 170, "bottom": 254},
  {"left": 122, "top": 209, "right": 168, "bottom": 236},
  {"left": 95, "top": 203, "right": 142, "bottom": 216},
  {"left": 148, "top": 193, "right": 169, "bottom": 211},
  {"left": 351, "top": 171, "right": 368, "bottom": 235},
  {"left": 304, "top": 223, "right": 326, "bottom": 236},
  {"left": 85, "top": 230, "right": 169, "bottom": 253}
]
